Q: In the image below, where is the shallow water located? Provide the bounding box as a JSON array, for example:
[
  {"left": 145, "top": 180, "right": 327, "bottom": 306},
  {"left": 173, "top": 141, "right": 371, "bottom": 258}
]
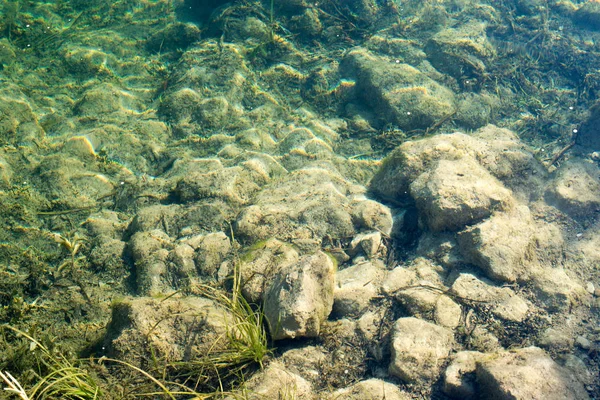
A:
[{"left": 0, "top": 0, "right": 599, "bottom": 398}]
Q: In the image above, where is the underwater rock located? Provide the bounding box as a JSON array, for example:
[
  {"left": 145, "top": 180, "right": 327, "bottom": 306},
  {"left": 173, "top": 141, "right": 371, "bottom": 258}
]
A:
[
  {"left": 227, "top": 361, "right": 315, "bottom": 400},
  {"left": 62, "top": 46, "right": 118, "bottom": 76},
  {"left": 577, "top": 101, "right": 600, "bottom": 149},
  {"left": 263, "top": 251, "right": 335, "bottom": 340},
  {"left": 88, "top": 236, "right": 126, "bottom": 275},
  {"left": 325, "top": 378, "right": 411, "bottom": 400},
  {"left": 238, "top": 238, "right": 300, "bottom": 303},
  {"left": 443, "top": 351, "right": 486, "bottom": 400},
  {"left": 333, "top": 259, "right": 385, "bottom": 318},
  {"left": 235, "top": 167, "right": 364, "bottom": 244},
  {"left": 188, "top": 232, "right": 231, "bottom": 281},
  {"left": 425, "top": 22, "right": 495, "bottom": 81},
  {"left": 128, "top": 229, "right": 172, "bottom": 295},
  {"left": 341, "top": 48, "right": 455, "bottom": 131},
  {"left": 0, "top": 87, "right": 45, "bottom": 145},
  {"left": 351, "top": 199, "right": 393, "bottom": 236},
  {"left": 455, "top": 92, "right": 498, "bottom": 130},
  {"left": 104, "top": 296, "right": 233, "bottom": 368},
  {"left": 74, "top": 83, "right": 143, "bottom": 116},
  {"left": 434, "top": 295, "right": 462, "bottom": 329},
  {"left": 174, "top": 160, "right": 275, "bottom": 206},
  {"left": 388, "top": 317, "right": 455, "bottom": 383},
  {"left": 451, "top": 273, "right": 530, "bottom": 322},
  {"left": 35, "top": 155, "right": 115, "bottom": 211},
  {"left": 529, "top": 267, "right": 586, "bottom": 312},
  {"left": 574, "top": 2, "right": 600, "bottom": 31},
  {"left": 370, "top": 125, "right": 545, "bottom": 204},
  {"left": 545, "top": 160, "right": 600, "bottom": 220},
  {"left": 145, "top": 22, "right": 201, "bottom": 53},
  {"left": 410, "top": 157, "right": 514, "bottom": 232},
  {"left": 475, "top": 347, "right": 590, "bottom": 400},
  {"left": 366, "top": 35, "right": 426, "bottom": 66},
  {"left": 348, "top": 231, "right": 384, "bottom": 259},
  {"left": 457, "top": 206, "right": 534, "bottom": 283}
]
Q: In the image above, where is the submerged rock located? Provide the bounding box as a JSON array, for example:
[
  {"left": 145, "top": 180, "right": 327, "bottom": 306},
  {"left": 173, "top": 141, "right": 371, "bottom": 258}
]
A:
[
  {"left": 388, "top": 317, "right": 455, "bottom": 383},
  {"left": 457, "top": 206, "right": 534, "bottom": 282},
  {"left": 103, "top": 296, "right": 233, "bottom": 368},
  {"left": 545, "top": 160, "right": 600, "bottom": 220},
  {"left": 425, "top": 21, "right": 495, "bottom": 81},
  {"left": 263, "top": 251, "right": 335, "bottom": 340},
  {"left": 410, "top": 157, "right": 514, "bottom": 232},
  {"left": 341, "top": 48, "right": 455, "bottom": 130},
  {"left": 476, "top": 347, "right": 590, "bottom": 400},
  {"left": 326, "top": 378, "right": 411, "bottom": 400}
]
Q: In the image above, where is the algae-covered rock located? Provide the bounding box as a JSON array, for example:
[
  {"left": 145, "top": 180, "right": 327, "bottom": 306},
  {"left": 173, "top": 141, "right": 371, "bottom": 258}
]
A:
[
  {"left": 235, "top": 167, "right": 364, "bottom": 243},
  {"left": 74, "top": 83, "right": 144, "bottom": 115},
  {"left": 425, "top": 22, "right": 495, "bottom": 80},
  {"left": 0, "top": 87, "right": 45, "bottom": 145},
  {"left": 264, "top": 251, "right": 335, "bottom": 340},
  {"left": 341, "top": 48, "right": 455, "bottom": 130},
  {"left": 574, "top": 2, "right": 600, "bottom": 31}
]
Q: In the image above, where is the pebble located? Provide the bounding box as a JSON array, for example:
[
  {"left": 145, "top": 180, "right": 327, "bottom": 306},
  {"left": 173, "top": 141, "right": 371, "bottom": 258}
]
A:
[{"left": 575, "top": 336, "right": 591, "bottom": 350}]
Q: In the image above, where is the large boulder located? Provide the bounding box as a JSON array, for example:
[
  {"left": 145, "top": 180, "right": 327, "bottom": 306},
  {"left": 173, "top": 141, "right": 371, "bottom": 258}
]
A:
[{"left": 370, "top": 125, "right": 545, "bottom": 204}]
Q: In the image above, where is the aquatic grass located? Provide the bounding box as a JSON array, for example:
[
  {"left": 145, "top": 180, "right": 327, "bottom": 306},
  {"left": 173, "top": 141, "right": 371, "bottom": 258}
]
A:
[
  {"left": 1, "top": 326, "right": 101, "bottom": 400},
  {"left": 169, "top": 226, "right": 271, "bottom": 393},
  {"left": 176, "top": 266, "right": 271, "bottom": 390}
]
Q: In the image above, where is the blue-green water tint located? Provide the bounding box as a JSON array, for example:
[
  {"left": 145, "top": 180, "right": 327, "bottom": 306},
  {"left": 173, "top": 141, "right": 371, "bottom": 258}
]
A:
[{"left": 0, "top": 0, "right": 598, "bottom": 398}]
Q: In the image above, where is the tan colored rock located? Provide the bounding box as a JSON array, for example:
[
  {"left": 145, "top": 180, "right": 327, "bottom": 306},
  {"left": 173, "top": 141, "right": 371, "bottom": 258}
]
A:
[
  {"left": 389, "top": 317, "right": 455, "bottom": 383},
  {"left": 333, "top": 259, "right": 385, "bottom": 317},
  {"left": 264, "top": 251, "right": 335, "bottom": 340},
  {"left": 457, "top": 206, "right": 534, "bottom": 282},
  {"left": 451, "top": 273, "right": 530, "bottom": 322},
  {"left": 104, "top": 296, "right": 233, "bottom": 368},
  {"left": 476, "top": 347, "right": 590, "bottom": 400},
  {"left": 326, "top": 378, "right": 411, "bottom": 400},
  {"left": 230, "top": 361, "right": 316, "bottom": 400},
  {"left": 238, "top": 238, "right": 299, "bottom": 303},
  {"left": 545, "top": 160, "right": 600, "bottom": 219},
  {"left": 411, "top": 157, "right": 514, "bottom": 232},
  {"left": 443, "top": 351, "right": 486, "bottom": 399},
  {"left": 435, "top": 295, "right": 462, "bottom": 328},
  {"left": 530, "top": 267, "right": 586, "bottom": 312},
  {"left": 370, "top": 126, "right": 545, "bottom": 204}
]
